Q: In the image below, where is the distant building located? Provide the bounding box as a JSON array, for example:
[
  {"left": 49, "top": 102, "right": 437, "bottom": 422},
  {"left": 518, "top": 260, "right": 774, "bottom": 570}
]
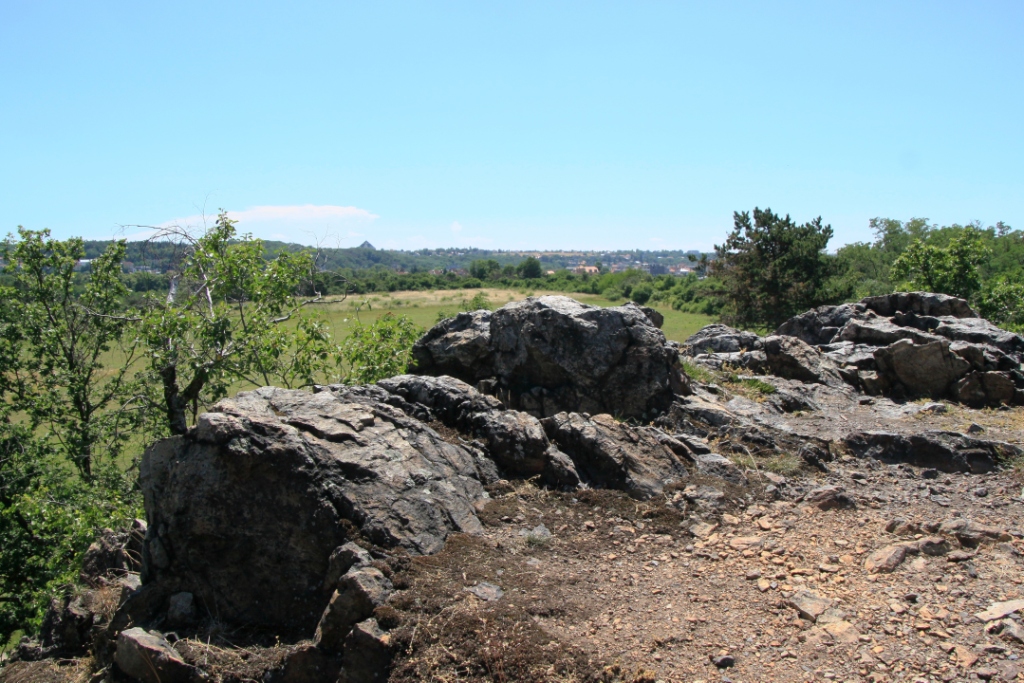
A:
[{"left": 573, "top": 265, "right": 599, "bottom": 275}]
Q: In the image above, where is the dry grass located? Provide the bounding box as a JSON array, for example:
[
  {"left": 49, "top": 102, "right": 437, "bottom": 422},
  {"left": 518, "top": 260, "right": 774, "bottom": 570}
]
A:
[{"left": 387, "top": 534, "right": 600, "bottom": 683}]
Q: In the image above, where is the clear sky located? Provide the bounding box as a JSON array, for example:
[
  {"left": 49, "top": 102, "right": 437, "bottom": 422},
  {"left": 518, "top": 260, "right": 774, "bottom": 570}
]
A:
[{"left": 2, "top": 1, "right": 1021, "bottom": 251}]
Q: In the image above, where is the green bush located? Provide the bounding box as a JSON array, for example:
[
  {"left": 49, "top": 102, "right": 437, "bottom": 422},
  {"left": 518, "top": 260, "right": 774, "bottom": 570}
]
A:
[
  {"left": 341, "top": 313, "right": 422, "bottom": 384},
  {"left": 0, "top": 422, "right": 140, "bottom": 646},
  {"left": 630, "top": 284, "right": 653, "bottom": 305}
]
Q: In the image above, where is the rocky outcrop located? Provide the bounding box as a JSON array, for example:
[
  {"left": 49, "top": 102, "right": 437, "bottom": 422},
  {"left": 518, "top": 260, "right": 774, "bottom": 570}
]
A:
[
  {"left": 411, "top": 296, "right": 690, "bottom": 419},
  {"left": 843, "top": 430, "right": 1022, "bottom": 473},
  {"left": 541, "top": 412, "right": 693, "bottom": 498},
  {"left": 762, "top": 336, "right": 845, "bottom": 387},
  {"left": 139, "top": 386, "right": 489, "bottom": 632},
  {"left": 685, "top": 292, "right": 1024, "bottom": 407},
  {"left": 682, "top": 323, "right": 762, "bottom": 355},
  {"left": 375, "top": 374, "right": 579, "bottom": 486}
]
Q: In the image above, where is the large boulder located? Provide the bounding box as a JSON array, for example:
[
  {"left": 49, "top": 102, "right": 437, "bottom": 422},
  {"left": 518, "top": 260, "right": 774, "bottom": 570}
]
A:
[
  {"left": 766, "top": 292, "right": 1024, "bottom": 406},
  {"left": 774, "top": 303, "right": 863, "bottom": 346},
  {"left": 411, "top": 296, "right": 689, "bottom": 420},
  {"left": 139, "top": 386, "right": 489, "bottom": 632},
  {"left": 873, "top": 339, "right": 972, "bottom": 399}
]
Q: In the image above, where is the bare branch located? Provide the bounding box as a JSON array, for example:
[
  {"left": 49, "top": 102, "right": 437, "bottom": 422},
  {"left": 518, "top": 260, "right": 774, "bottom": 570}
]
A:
[{"left": 75, "top": 304, "right": 142, "bottom": 322}]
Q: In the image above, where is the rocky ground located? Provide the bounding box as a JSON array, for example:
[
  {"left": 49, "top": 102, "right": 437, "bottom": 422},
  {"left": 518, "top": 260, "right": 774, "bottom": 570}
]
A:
[
  {"left": 4, "top": 293, "right": 1024, "bottom": 683},
  {"left": 382, "top": 388, "right": 1024, "bottom": 683}
]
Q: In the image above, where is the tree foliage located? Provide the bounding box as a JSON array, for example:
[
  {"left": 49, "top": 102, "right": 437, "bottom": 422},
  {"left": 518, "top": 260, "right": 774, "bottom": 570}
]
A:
[
  {"left": 1, "top": 230, "right": 144, "bottom": 478},
  {"left": 0, "top": 231, "right": 143, "bottom": 647},
  {"left": 890, "top": 226, "right": 991, "bottom": 300},
  {"left": 712, "top": 208, "right": 848, "bottom": 330},
  {"left": 516, "top": 257, "right": 543, "bottom": 279},
  {"left": 138, "top": 213, "right": 341, "bottom": 434}
]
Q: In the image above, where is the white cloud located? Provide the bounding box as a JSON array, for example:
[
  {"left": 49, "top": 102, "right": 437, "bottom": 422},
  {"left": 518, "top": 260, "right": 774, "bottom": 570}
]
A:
[
  {"left": 450, "top": 221, "right": 463, "bottom": 233},
  {"left": 230, "top": 204, "right": 378, "bottom": 223}
]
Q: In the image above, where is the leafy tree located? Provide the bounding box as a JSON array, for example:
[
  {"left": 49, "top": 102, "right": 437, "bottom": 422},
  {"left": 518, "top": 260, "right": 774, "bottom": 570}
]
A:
[
  {"left": 976, "top": 278, "right": 1024, "bottom": 333},
  {"left": 890, "top": 226, "right": 991, "bottom": 300},
  {"left": 0, "top": 230, "right": 144, "bottom": 478},
  {"left": 0, "top": 231, "right": 142, "bottom": 647},
  {"left": 516, "top": 257, "right": 543, "bottom": 279},
  {"left": 713, "top": 208, "right": 847, "bottom": 330},
  {"left": 469, "top": 259, "right": 501, "bottom": 280},
  {"left": 138, "top": 212, "right": 340, "bottom": 434}
]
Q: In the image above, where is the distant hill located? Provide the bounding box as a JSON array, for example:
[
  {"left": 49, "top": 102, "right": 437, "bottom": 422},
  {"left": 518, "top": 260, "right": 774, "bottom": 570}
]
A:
[{"left": 82, "top": 238, "right": 707, "bottom": 274}]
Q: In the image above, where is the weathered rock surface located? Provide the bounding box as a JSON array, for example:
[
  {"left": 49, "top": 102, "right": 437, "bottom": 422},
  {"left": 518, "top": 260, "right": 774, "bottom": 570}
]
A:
[
  {"left": 682, "top": 323, "right": 763, "bottom": 355},
  {"left": 376, "top": 374, "right": 579, "bottom": 486},
  {"left": 762, "top": 335, "right": 845, "bottom": 387},
  {"left": 139, "top": 386, "right": 488, "bottom": 631},
  {"left": 844, "top": 430, "right": 1021, "bottom": 473},
  {"left": 315, "top": 568, "right": 393, "bottom": 653},
  {"left": 541, "top": 412, "right": 692, "bottom": 498},
  {"left": 685, "top": 292, "right": 1024, "bottom": 406},
  {"left": 114, "top": 628, "right": 192, "bottom": 683},
  {"left": 411, "top": 296, "right": 689, "bottom": 419}
]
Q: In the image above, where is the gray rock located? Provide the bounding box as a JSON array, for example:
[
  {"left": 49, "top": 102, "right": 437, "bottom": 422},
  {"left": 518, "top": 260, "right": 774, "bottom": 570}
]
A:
[
  {"left": 874, "top": 339, "right": 972, "bottom": 398},
  {"left": 844, "top": 430, "right": 1020, "bottom": 474},
  {"left": 165, "top": 592, "right": 194, "bottom": 626},
  {"left": 315, "top": 567, "right": 393, "bottom": 653},
  {"left": 520, "top": 523, "right": 552, "bottom": 540},
  {"left": 79, "top": 527, "right": 133, "bottom": 586},
  {"left": 115, "top": 628, "right": 192, "bottom": 683},
  {"left": 860, "top": 292, "right": 978, "bottom": 319},
  {"left": 763, "top": 336, "right": 845, "bottom": 387},
  {"left": 541, "top": 412, "right": 690, "bottom": 499},
  {"left": 140, "top": 386, "right": 487, "bottom": 632},
  {"left": 324, "top": 543, "right": 373, "bottom": 591},
  {"left": 411, "top": 296, "right": 690, "bottom": 420},
  {"left": 788, "top": 590, "right": 832, "bottom": 622},
  {"left": 953, "top": 370, "right": 1019, "bottom": 407},
  {"left": 33, "top": 592, "right": 95, "bottom": 657},
  {"left": 774, "top": 303, "right": 864, "bottom": 346},
  {"left": 376, "top": 374, "right": 580, "bottom": 486},
  {"left": 466, "top": 582, "right": 504, "bottom": 601},
  {"left": 340, "top": 618, "right": 393, "bottom": 683},
  {"left": 691, "top": 452, "right": 747, "bottom": 486},
  {"left": 682, "top": 324, "right": 763, "bottom": 355}
]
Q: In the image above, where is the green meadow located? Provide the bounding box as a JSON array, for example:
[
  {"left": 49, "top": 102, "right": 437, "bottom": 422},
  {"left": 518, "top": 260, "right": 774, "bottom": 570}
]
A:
[{"left": 313, "top": 288, "right": 713, "bottom": 346}]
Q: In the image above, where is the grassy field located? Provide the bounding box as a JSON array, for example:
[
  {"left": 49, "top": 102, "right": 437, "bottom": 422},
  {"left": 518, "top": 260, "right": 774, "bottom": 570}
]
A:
[{"left": 312, "top": 288, "right": 714, "bottom": 344}]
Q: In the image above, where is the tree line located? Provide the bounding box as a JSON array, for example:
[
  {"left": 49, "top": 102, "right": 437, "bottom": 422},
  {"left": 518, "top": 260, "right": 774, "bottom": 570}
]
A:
[{"left": 703, "top": 209, "right": 1022, "bottom": 332}]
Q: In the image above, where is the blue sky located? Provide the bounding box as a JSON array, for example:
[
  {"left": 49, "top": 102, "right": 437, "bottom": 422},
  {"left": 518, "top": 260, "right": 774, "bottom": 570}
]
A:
[{"left": 2, "top": 1, "right": 1021, "bottom": 251}]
